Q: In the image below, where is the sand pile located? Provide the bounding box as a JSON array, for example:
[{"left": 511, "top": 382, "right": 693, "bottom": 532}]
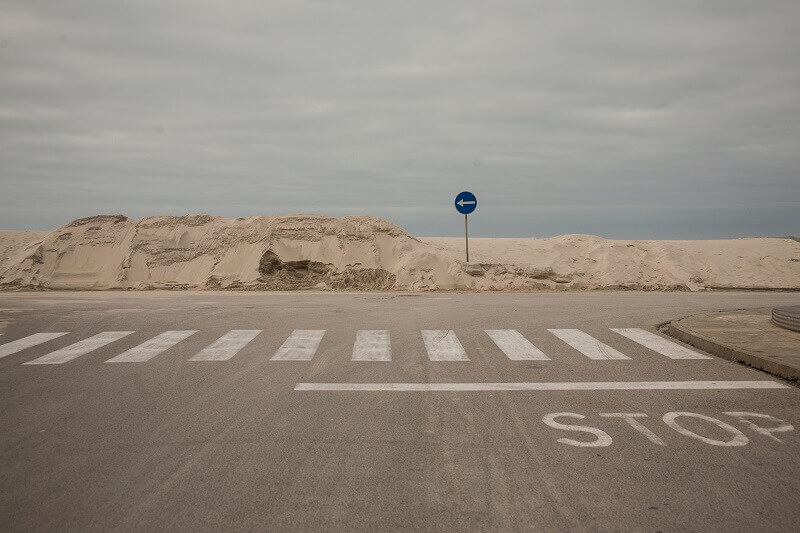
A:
[
  {"left": 0, "top": 215, "right": 455, "bottom": 291},
  {"left": 0, "top": 214, "right": 798, "bottom": 291},
  {"left": 423, "top": 236, "right": 800, "bottom": 291}
]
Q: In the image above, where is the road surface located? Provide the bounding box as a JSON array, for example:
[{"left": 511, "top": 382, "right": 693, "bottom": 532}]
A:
[{"left": 1, "top": 291, "right": 798, "bottom": 531}]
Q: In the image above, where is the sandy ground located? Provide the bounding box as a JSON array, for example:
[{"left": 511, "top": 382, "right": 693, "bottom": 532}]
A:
[{"left": 0, "top": 214, "right": 798, "bottom": 291}]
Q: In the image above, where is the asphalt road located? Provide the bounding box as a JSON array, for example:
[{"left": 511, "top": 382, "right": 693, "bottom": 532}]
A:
[{"left": 1, "top": 291, "right": 798, "bottom": 531}]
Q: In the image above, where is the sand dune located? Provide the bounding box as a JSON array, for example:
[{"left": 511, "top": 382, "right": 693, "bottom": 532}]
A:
[{"left": 0, "top": 214, "right": 798, "bottom": 291}]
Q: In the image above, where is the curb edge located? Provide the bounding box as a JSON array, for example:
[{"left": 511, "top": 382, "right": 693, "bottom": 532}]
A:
[{"left": 668, "top": 316, "right": 799, "bottom": 383}]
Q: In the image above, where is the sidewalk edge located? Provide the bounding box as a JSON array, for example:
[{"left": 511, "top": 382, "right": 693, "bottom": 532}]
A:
[{"left": 668, "top": 317, "right": 799, "bottom": 383}]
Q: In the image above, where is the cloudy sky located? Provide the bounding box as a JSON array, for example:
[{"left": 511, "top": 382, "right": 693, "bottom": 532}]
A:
[{"left": 1, "top": 1, "right": 798, "bottom": 237}]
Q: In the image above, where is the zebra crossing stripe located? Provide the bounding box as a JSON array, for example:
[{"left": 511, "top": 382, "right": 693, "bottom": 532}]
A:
[
  {"left": 548, "top": 329, "right": 630, "bottom": 360},
  {"left": 352, "top": 330, "right": 391, "bottom": 361},
  {"left": 0, "top": 332, "right": 69, "bottom": 359},
  {"left": 190, "top": 330, "right": 262, "bottom": 361},
  {"left": 24, "top": 331, "right": 134, "bottom": 365},
  {"left": 610, "top": 328, "right": 710, "bottom": 360},
  {"left": 106, "top": 330, "right": 198, "bottom": 363},
  {"left": 271, "top": 330, "right": 326, "bottom": 361},
  {"left": 422, "top": 330, "right": 469, "bottom": 361},
  {"left": 486, "top": 330, "right": 549, "bottom": 360}
]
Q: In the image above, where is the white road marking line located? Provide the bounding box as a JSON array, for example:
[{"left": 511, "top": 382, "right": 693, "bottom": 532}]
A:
[
  {"left": 271, "top": 330, "right": 326, "bottom": 361},
  {"left": 486, "top": 329, "right": 549, "bottom": 360},
  {"left": 190, "top": 330, "right": 262, "bottom": 361},
  {"left": 422, "top": 330, "right": 469, "bottom": 361},
  {"left": 0, "top": 332, "right": 69, "bottom": 359},
  {"left": 294, "top": 381, "right": 788, "bottom": 392},
  {"left": 548, "top": 329, "right": 630, "bottom": 360},
  {"left": 352, "top": 330, "right": 391, "bottom": 361},
  {"left": 24, "top": 331, "right": 134, "bottom": 365},
  {"left": 610, "top": 328, "right": 710, "bottom": 359},
  {"left": 106, "top": 330, "right": 198, "bottom": 363}
]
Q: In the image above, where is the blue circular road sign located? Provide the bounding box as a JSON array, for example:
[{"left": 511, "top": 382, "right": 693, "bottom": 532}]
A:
[{"left": 454, "top": 191, "right": 477, "bottom": 215}]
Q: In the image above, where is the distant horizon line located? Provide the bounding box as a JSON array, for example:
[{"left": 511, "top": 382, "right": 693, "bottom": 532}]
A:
[{"left": 0, "top": 212, "right": 796, "bottom": 242}]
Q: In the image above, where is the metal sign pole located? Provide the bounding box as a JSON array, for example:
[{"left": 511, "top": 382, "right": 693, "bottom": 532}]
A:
[
  {"left": 454, "top": 191, "right": 476, "bottom": 263},
  {"left": 465, "top": 214, "right": 469, "bottom": 263}
]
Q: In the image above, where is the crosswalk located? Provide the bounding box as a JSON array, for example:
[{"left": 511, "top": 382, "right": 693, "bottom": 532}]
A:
[
  {"left": 0, "top": 327, "right": 710, "bottom": 366},
  {"left": 0, "top": 332, "right": 69, "bottom": 359},
  {"left": 421, "top": 330, "right": 469, "bottom": 361},
  {"left": 24, "top": 332, "right": 134, "bottom": 365},
  {"left": 352, "top": 330, "right": 391, "bottom": 361},
  {"left": 271, "top": 330, "right": 326, "bottom": 361},
  {"left": 549, "top": 329, "right": 630, "bottom": 360},
  {"left": 189, "top": 330, "right": 261, "bottom": 362},
  {"left": 610, "top": 328, "right": 710, "bottom": 359},
  {"left": 487, "top": 329, "right": 549, "bottom": 360},
  {"left": 108, "top": 331, "right": 198, "bottom": 363}
]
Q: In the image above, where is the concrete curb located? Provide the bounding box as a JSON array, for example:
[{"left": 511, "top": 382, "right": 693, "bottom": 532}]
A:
[
  {"left": 668, "top": 316, "right": 799, "bottom": 383},
  {"left": 772, "top": 306, "right": 800, "bottom": 333}
]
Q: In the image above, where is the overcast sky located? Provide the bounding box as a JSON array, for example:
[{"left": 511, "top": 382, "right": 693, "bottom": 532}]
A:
[{"left": 1, "top": 1, "right": 798, "bottom": 237}]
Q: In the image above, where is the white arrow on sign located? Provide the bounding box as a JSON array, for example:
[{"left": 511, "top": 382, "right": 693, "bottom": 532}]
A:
[{"left": 457, "top": 199, "right": 476, "bottom": 207}]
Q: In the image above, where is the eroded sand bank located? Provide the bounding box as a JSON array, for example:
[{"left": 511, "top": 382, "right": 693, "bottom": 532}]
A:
[{"left": 0, "top": 215, "right": 798, "bottom": 291}]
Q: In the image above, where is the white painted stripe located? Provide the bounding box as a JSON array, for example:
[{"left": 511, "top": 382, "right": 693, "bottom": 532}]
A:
[
  {"left": 24, "top": 331, "right": 134, "bottom": 365},
  {"left": 548, "top": 329, "right": 630, "bottom": 360},
  {"left": 271, "top": 330, "right": 325, "bottom": 361},
  {"left": 610, "top": 328, "right": 710, "bottom": 360},
  {"left": 106, "top": 330, "right": 198, "bottom": 363},
  {"left": 295, "top": 381, "right": 788, "bottom": 392},
  {"left": 190, "top": 330, "right": 262, "bottom": 361},
  {"left": 422, "top": 330, "right": 469, "bottom": 361},
  {"left": 352, "top": 330, "right": 391, "bottom": 361},
  {"left": 486, "top": 329, "right": 549, "bottom": 360},
  {"left": 0, "top": 332, "right": 69, "bottom": 359}
]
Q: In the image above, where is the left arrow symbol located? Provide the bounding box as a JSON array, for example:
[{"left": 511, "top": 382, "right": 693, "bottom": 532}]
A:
[{"left": 458, "top": 200, "right": 476, "bottom": 206}]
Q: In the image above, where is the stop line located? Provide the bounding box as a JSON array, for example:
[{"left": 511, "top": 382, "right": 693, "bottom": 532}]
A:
[{"left": 0, "top": 327, "right": 712, "bottom": 365}]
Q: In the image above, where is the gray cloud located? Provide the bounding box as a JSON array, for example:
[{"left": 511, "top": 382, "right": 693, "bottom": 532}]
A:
[{"left": 1, "top": 0, "right": 798, "bottom": 237}]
